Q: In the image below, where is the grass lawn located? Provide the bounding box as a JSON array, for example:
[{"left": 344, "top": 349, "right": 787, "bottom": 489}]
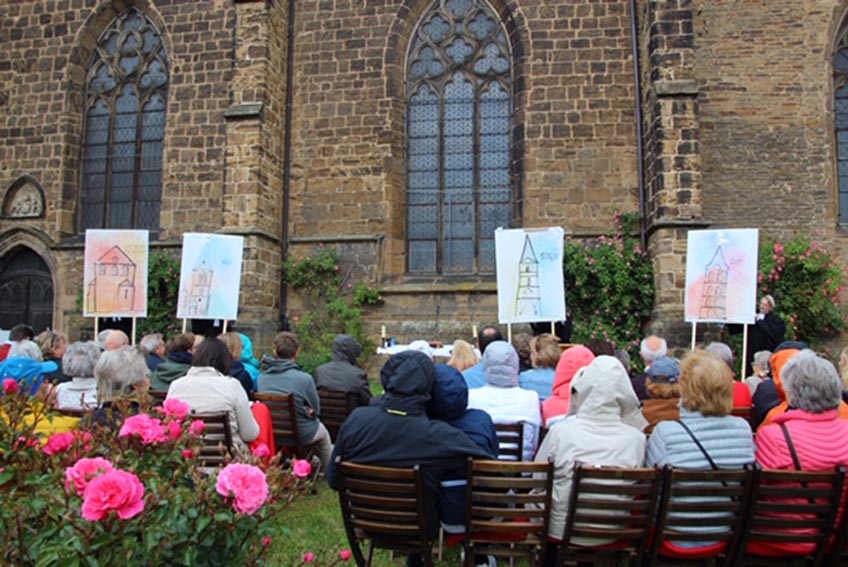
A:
[{"left": 265, "top": 481, "right": 532, "bottom": 566}]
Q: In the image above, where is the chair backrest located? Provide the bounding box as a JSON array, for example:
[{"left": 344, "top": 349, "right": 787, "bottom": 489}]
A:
[
  {"left": 465, "top": 458, "right": 554, "bottom": 566},
  {"left": 559, "top": 465, "right": 663, "bottom": 565},
  {"left": 252, "top": 392, "right": 304, "bottom": 456},
  {"left": 335, "top": 460, "right": 432, "bottom": 566},
  {"left": 149, "top": 390, "right": 167, "bottom": 402},
  {"left": 737, "top": 465, "right": 844, "bottom": 565},
  {"left": 494, "top": 422, "right": 524, "bottom": 461},
  {"left": 194, "top": 412, "right": 234, "bottom": 468},
  {"left": 649, "top": 466, "right": 754, "bottom": 562},
  {"left": 318, "top": 389, "right": 357, "bottom": 442}
]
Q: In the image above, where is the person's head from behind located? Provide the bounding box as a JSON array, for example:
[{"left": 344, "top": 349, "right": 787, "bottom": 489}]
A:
[
  {"left": 35, "top": 330, "right": 67, "bottom": 360},
  {"left": 9, "top": 340, "right": 44, "bottom": 361},
  {"left": 753, "top": 350, "right": 772, "bottom": 378},
  {"left": 482, "top": 341, "right": 519, "bottom": 388},
  {"left": 274, "top": 331, "right": 299, "bottom": 360},
  {"left": 614, "top": 349, "right": 631, "bottom": 373},
  {"left": 192, "top": 337, "right": 233, "bottom": 376},
  {"left": 429, "top": 363, "right": 469, "bottom": 421},
  {"left": 679, "top": 350, "right": 733, "bottom": 417},
  {"left": 219, "top": 332, "right": 244, "bottom": 362},
  {"left": 10, "top": 324, "right": 35, "bottom": 342},
  {"left": 705, "top": 342, "right": 733, "bottom": 368},
  {"left": 585, "top": 339, "right": 615, "bottom": 357},
  {"left": 477, "top": 325, "right": 503, "bottom": 355},
  {"left": 646, "top": 355, "right": 681, "bottom": 399},
  {"left": 640, "top": 335, "right": 667, "bottom": 364},
  {"left": 781, "top": 350, "right": 842, "bottom": 414},
  {"left": 448, "top": 339, "right": 478, "bottom": 372},
  {"left": 139, "top": 333, "right": 165, "bottom": 357},
  {"left": 62, "top": 341, "right": 101, "bottom": 379},
  {"left": 165, "top": 333, "right": 195, "bottom": 357},
  {"left": 95, "top": 346, "right": 150, "bottom": 403},
  {"left": 529, "top": 334, "right": 561, "bottom": 370},
  {"left": 103, "top": 330, "right": 129, "bottom": 351},
  {"left": 512, "top": 332, "right": 533, "bottom": 369}
]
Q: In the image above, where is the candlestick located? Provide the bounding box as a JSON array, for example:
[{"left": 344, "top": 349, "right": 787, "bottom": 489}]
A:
[
  {"left": 472, "top": 325, "right": 478, "bottom": 338},
  {"left": 381, "top": 325, "right": 386, "bottom": 338}
]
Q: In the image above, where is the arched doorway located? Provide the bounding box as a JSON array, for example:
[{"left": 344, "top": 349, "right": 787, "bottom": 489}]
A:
[{"left": 0, "top": 247, "right": 54, "bottom": 333}]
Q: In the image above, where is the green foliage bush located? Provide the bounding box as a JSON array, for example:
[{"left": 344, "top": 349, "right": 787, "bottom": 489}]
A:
[
  {"left": 138, "top": 251, "right": 182, "bottom": 338},
  {"left": 282, "top": 246, "right": 382, "bottom": 373},
  {"left": 564, "top": 212, "right": 655, "bottom": 363}
]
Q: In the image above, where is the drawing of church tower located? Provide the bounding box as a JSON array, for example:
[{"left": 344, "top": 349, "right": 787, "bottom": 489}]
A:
[
  {"left": 515, "top": 234, "right": 541, "bottom": 318},
  {"left": 699, "top": 245, "right": 729, "bottom": 319},
  {"left": 87, "top": 245, "right": 136, "bottom": 313},
  {"left": 184, "top": 243, "right": 214, "bottom": 317}
]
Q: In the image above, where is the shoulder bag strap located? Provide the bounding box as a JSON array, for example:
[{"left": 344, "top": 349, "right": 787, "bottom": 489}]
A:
[
  {"left": 779, "top": 422, "right": 804, "bottom": 471},
  {"left": 676, "top": 420, "right": 719, "bottom": 470}
]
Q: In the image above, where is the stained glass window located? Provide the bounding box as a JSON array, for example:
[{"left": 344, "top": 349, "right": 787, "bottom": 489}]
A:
[
  {"left": 406, "top": 0, "right": 513, "bottom": 274},
  {"left": 80, "top": 8, "right": 168, "bottom": 231}
]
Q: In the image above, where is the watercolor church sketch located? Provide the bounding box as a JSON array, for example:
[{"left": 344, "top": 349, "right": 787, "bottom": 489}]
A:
[
  {"left": 83, "top": 230, "right": 149, "bottom": 317},
  {"left": 495, "top": 227, "right": 566, "bottom": 324},
  {"left": 684, "top": 228, "right": 758, "bottom": 324},
  {"left": 176, "top": 233, "right": 244, "bottom": 320}
]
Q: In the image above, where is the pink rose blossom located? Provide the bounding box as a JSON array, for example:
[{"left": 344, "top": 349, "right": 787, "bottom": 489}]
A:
[
  {"left": 189, "top": 419, "right": 205, "bottom": 436},
  {"left": 81, "top": 469, "right": 145, "bottom": 521},
  {"left": 65, "top": 457, "right": 115, "bottom": 495},
  {"left": 303, "top": 552, "right": 315, "bottom": 563},
  {"left": 251, "top": 443, "right": 271, "bottom": 458},
  {"left": 339, "top": 549, "right": 352, "bottom": 561},
  {"left": 263, "top": 536, "right": 272, "bottom": 547},
  {"left": 168, "top": 420, "right": 183, "bottom": 440},
  {"left": 292, "top": 458, "right": 312, "bottom": 479},
  {"left": 119, "top": 414, "right": 168, "bottom": 445},
  {"left": 2, "top": 378, "right": 19, "bottom": 395},
  {"left": 162, "top": 398, "right": 191, "bottom": 421},
  {"left": 216, "top": 463, "right": 269, "bottom": 515},
  {"left": 43, "top": 432, "right": 75, "bottom": 456},
  {"left": 181, "top": 449, "right": 195, "bottom": 459}
]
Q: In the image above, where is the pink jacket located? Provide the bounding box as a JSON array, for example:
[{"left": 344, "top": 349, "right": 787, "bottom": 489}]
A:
[
  {"left": 753, "top": 409, "right": 848, "bottom": 556},
  {"left": 541, "top": 345, "right": 594, "bottom": 426}
]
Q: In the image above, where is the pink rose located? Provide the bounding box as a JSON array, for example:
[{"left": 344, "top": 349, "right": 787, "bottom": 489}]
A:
[
  {"left": 262, "top": 536, "right": 272, "bottom": 547},
  {"left": 162, "top": 398, "right": 191, "bottom": 421},
  {"left": 43, "top": 432, "right": 75, "bottom": 456},
  {"left": 119, "top": 414, "right": 167, "bottom": 445},
  {"left": 339, "top": 549, "right": 352, "bottom": 561},
  {"left": 181, "top": 449, "right": 195, "bottom": 459},
  {"left": 303, "top": 552, "right": 315, "bottom": 563},
  {"left": 292, "top": 458, "right": 312, "bottom": 479},
  {"left": 65, "top": 458, "right": 115, "bottom": 495},
  {"left": 2, "top": 378, "right": 18, "bottom": 395},
  {"left": 216, "top": 463, "right": 269, "bottom": 515},
  {"left": 168, "top": 420, "right": 183, "bottom": 440},
  {"left": 251, "top": 443, "right": 270, "bottom": 458},
  {"left": 189, "top": 419, "right": 205, "bottom": 436},
  {"left": 81, "top": 469, "right": 145, "bottom": 521}
]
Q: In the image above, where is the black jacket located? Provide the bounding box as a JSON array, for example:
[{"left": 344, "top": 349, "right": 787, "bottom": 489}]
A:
[{"left": 313, "top": 335, "right": 371, "bottom": 406}]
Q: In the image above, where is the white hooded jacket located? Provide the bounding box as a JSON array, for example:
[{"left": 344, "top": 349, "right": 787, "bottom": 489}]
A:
[{"left": 534, "top": 355, "right": 648, "bottom": 541}]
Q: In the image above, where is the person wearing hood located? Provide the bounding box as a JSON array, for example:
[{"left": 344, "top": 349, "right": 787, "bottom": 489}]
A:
[
  {"left": 467, "top": 341, "right": 541, "bottom": 461},
  {"left": 238, "top": 332, "right": 261, "bottom": 387},
  {"left": 0, "top": 339, "right": 58, "bottom": 396},
  {"left": 150, "top": 333, "right": 194, "bottom": 392},
  {"left": 258, "top": 331, "right": 333, "bottom": 468},
  {"left": 541, "top": 345, "right": 595, "bottom": 427},
  {"left": 534, "top": 355, "right": 647, "bottom": 560},
  {"left": 313, "top": 334, "right": 371, "bottom": 406},
  {"left": 326, "top": 351, "right": 492, "bottom": 566}
]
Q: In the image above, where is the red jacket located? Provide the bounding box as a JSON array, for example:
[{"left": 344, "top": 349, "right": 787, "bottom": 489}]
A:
[{"left": 541, "top": 345, "right": 594, "bottom": 426}]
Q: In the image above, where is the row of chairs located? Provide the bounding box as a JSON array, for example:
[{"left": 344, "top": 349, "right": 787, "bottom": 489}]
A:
[{"left": 335, "top": 459, "right": 848, "bottom": 567}]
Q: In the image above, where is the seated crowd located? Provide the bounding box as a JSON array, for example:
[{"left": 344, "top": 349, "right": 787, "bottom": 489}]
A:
[{"left": 6, "top": 320, "right": 848, "bottom": 567}]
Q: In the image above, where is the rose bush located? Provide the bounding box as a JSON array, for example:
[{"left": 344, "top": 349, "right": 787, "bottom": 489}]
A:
[{"left": 1, "top": 390, "right": 313, "bottom": 566}]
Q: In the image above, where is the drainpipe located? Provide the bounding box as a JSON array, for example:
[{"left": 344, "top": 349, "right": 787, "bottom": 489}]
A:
[
  {"left": 280, "top": 0, "right": 295, "bottom": 331},
  {"left": 629, "top": 0, "right": 648, "bottom": 251}
]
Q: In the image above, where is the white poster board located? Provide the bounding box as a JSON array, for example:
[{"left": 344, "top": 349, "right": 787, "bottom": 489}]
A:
[
  {"left": 495, "top": 227, "right": 566, "bottom": 324},
  {"left": 83, "top": 229, "right": 149, "bottom": 317},
  {"left": 684, "top": 228, "right": 759, "bottom": 324},
  {"left": 176, "top": 233, "right": 245, "bottom": 320}
]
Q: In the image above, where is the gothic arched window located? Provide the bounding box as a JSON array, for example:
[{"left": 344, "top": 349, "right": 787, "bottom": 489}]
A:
[
  {"left": 80, "top": 8, "right": 168, "bottom": 231},
  {"left": 834, "top": 20, "right": 848, "bottom": 225},
  {"left": 406, "top": 0, "right": 513, "bottom": 274}
]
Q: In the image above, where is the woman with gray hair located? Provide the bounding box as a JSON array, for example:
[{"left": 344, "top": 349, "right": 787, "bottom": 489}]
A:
[
  {"left": 745, "top": 349, "right": 772, "bottom": 396},
  {"left": 54, "top": 341, "right": 100, "bottom": 410},
  {"left": 90, "top": 346, "right": 151, "bottom": 428}
]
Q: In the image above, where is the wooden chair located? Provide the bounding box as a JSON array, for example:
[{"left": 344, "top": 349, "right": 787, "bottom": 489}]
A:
[
  {"left": 648, "top": 466, "right": 754, "bottom": 566},
  {"left": 318, "top": 389, "right": 357, "bottom": 442},
  {"left": 825, "top": 487, "right": 848, "bottom": 566},
  {"left": 335, "top": 460, "right": 433, "bottom": 567},
  {"left": 556, "top": 465, "right": 663, "bottom": 567},
  {"left": 464, "top": 458, "right": 554, "bottom": 567},
  {"left": 194, "top": 412, "right": 234, "bottom": 468},
  {"left": 494, "top": 422, "right": 524, "bottom": 461},
  {"left": 735, "top": 465, "right": 845, "bottom": 566},
  {"left": 149, "top": 390, "right": 167, "bottom": 402},
  {"left": 252, "top": 392, "right": 321, "bottom": 488}
]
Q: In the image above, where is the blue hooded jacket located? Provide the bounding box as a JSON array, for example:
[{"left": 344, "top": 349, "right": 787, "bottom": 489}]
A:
[{"left": 0, "top": 356, "right": 58, "bottom": 396}]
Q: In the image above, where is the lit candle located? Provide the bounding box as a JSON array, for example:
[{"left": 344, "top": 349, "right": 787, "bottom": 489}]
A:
[
  {"left": 381, "top": 325, "right": 386, "bottom": 338},
  {"left": 472, "top": 325, "right": 478, "bottom": 338}
]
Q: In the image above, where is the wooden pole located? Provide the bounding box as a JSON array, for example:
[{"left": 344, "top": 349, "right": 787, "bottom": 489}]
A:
[
  {"left": 182, "top": 319, "right": 187, "bottom": 334},
  {"left": 222, "top": 320, "right": 228, "bottom": 334},
  {"left": 690, "top": 322, "right": 697, "bottom": 351},
  {"left": 94, "top": 317, "right": 99, "bottom": 339},
  {"left": 741, "top": 325, "right": 749, "bottom": 378},
  {"left": 550, "top": 320, "right": 555, "bottom": 334},
  {"left": 507, "top": 323, "right": 512, "bottom": 344},
  {"left": 131, "top": 317, "right": 137, "bottom": 346}
]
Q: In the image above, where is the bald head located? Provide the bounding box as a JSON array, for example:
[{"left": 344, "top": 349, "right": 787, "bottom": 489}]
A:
[
  {"left": 640, "top": 335, "right": 667, "bottom": 363},
  {"left": 103, "top": 330, "right": 130, "bottom": 351}
]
